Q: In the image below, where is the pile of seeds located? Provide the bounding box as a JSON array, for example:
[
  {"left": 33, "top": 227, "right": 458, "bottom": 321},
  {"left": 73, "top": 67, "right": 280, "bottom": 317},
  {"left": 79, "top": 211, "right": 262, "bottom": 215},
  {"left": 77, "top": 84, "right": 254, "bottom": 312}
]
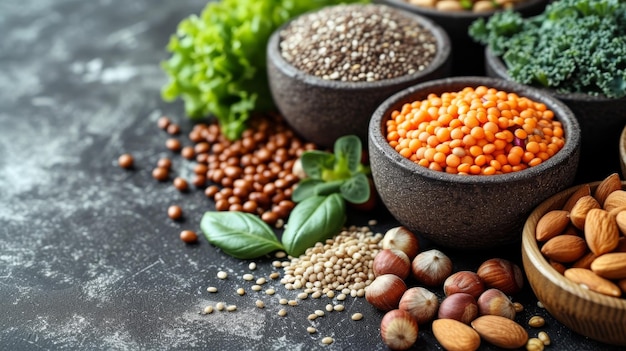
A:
[
  {"left": 406, "top": 0, "right": 526, "bottom": 12},
  {"left": 155, "top": 113, "right": 317, "bottom": 226},
  {"left": 278, "top": 224, "right": 383, "bottom": 295},
  {"left": 279, "top": 4, "right": 437, "bottom": 82}
]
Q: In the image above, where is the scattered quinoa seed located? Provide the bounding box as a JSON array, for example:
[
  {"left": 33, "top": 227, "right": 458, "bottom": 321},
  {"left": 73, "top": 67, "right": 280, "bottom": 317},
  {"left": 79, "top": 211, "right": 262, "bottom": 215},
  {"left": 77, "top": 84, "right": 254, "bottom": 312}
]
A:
[
  {"left": 217, "top": 271, "right": 228, "bottom": 279},
  {"left": 288, "top": 300, "right": 298, "bottom": 306},
  {"left": 256, "top": 277, "right": 267, "bottom": 285},
  {"left": 307, "top": 327, "right": 317, "bottom": 334},
  {"left": 207, "top": 287, "right": 218, "bottom": 293},
  {"left": 215, "top": 302, "right": 225, "bottom": 311},
  {"left": 203, "top": 306, "right": 214, "bottom": 314},
  {"left": 334, "top": 304, "right": 345, "bottom": 312},
  {"left": 351, "top": 313, "right": 363, "bottom": 321},
  {"left": 243, "top": 274, "right": 254, "bottom": 281},
  {"left": 307, "top": 313, "right": 318, "bottom": 321},
  {"left": 279, "top": 298, "right": 288, "bottom": 305},
  {"left": 251, "top": 285, "right": 262, "bottom": 291},
  {"left": 314, "top": 310, "right": 325, "bottom": 317},
  {"left": 337, "top": 294, "right": 347, "bottom": 301},
  {"left": 265, "top": 288, "right": 276, "bottom": 295},
  {"left": 297, "top": 292, "right": 308, "bottom": 300},
  {"left": 237, "top": 288, "right": 245, "bottom": 296},
  {"left": 275, "top": 251, "right": 287, "bottom": 259},
  {"left": 537, "top": 301, "right": 545, "bottom": 308},
  {"left": 278, "top": 309, "right": 287, "bottom": 317},
  {"left": 255, "top": 300, "right": 265, "bottom": 309},
  {"left": 321, "top": 337, "right": 334, "bottom": 345},
  {"left": 226, "top": 305, "right": 237, "bottom": 312},
  {"left": 325, "top": 304, "right": 333, "bottom": 312},
  {"left": 269, "top": 272, "right": 280, "bottom": 280},
  {"left": 248, "top": 262, "right": 257, "bottom": 270}
]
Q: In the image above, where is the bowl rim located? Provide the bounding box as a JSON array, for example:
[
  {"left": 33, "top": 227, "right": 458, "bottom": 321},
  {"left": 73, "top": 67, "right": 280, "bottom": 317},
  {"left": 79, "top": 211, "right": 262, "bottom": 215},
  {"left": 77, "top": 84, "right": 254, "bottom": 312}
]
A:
[
  {"left": 368, "top": 76, "right": 581, "bottom": 185},
  {"left": 521, "top": 181, "right": 626, "bottom": 309},
  {"left": 376, "top": 0, "right": 549, "bottom": 19},
  {"left": 267, "top": 3, "right": 451, "bottom": 91},
  {"left": 485, "top": 47, "right": 626, "bottom": 102}
]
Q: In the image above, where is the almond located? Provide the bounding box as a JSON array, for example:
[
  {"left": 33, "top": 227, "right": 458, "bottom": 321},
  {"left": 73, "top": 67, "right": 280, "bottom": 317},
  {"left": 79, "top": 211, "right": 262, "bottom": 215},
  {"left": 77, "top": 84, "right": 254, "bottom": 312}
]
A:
[
  {"left": 548, "top": 259, "right": 567, "bottom": 275},
  {"left": 471, "top": 315, "right": 528, "bottom": 349},
  {"left": 615, "top": 237, "right": 626, "bottom": 253},
  {"left": 535, "top": 210, "right": 570, "bottom": 242},
  {"left": 594, "top": 173, "right": 622, "bottom": 207},
  {"left": 540, "top": 235, "right": 588, "bottom": 263},
  {"left": 616, "top": 211, "right": 626, "bottom": 235},
  {"left": 590, "top": 252, "right": 626, "bottom": 280},
  {"left": 432, "top": 318, "right": 481, "bottom": 351},
  {"left": 564, "top": 268, "right": 622, "bottom": 297},
  {"left": 562, "top": 183, "right": 591, "bottom": 212},
  {"left": 569, "top": 195, "right": 601, "bottom": 230},
  {"left": 618, "top": 279, "right": 626, "bottom": 295},
  {"left": 584, "top": 208, "right": 620, "bottom": 256},
  {"left": 603, "top": 190, "right": 626, "bottom": 212},
  {"left": 571, "top": 251, "right": 596, "bottom": 270}
]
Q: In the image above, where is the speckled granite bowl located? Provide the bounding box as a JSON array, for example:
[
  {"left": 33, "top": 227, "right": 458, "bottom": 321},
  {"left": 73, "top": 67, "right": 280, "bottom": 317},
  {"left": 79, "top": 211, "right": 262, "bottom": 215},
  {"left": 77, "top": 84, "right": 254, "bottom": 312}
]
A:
[
  {"left": 368, "top": 76, "right": 581, "bottom": 249},
  {"left": 375, "top": 0, "right": 549, "bottom": 76},
  {"left": 267, "top": 4, "right": 452, "bottom": 148},
  {"left": 485, "top": 47, "right": 626, "bottom": 183}
]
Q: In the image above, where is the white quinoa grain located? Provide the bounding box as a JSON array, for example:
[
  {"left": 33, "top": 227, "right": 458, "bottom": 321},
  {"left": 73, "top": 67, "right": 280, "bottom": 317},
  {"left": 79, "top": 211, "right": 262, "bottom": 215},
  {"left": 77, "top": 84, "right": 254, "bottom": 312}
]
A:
[
  {"left": 288, "top": 300, "right": 298, "bottom": 306},
  {"left": 269, "top": 272, "right": 280, "bottom": 280},
  {"left": 278, "top": 309, "right": 287, "bottom": 317},
  {"left": 337, "top": 293, "right": 347, "bottom": 301},
  {"left": 279, "top": 298, "right": 288, "bottom": 305},
  {"left": 226, "top": 305, "right": 237, "bottom": 312},
  {"left": 251, "top": 285, "right": 262, "bottom": 291},
  {"left": 275, "top": 251, "right": 287, "bottom": 259},
  {"left": 255, "top": 300, "right": 265, "bottom": 309},
  {"left": 215, "top": 302, "right": 225, "bottom": 311},
  {"left": 297, "top": 292, "right": 308, "bottom": 300},
  {"left": 265, "top": 288, "right": 276, "bottom": 295},
  {"left": 334, "top": 304, "right": 345, "bottom": 312},
  {"left": 256, "top": 277, "right": 267, "bottom": 285},
  {"left": 325, "top": 304, "right": 333, "bottom": 312},
  {"left": 243, "top": 274, "right": 254, "bottom": 281},
  {"left": 307, "top": 327, "right": 317, "bottom": 334},
  {"left": 248, "top": 262, "right": 257, "bottom": 270},
  {"left": 314, "top": 310, "right": 325, "bottom": 317},
  {"left": 217, "top": 271, "right": 228, "bottom": 279},
  {"left": 307, "top": 313, "right": 318, "bottom": 320},
  {"left": 206, "top": 287, "right": 218, "bottom": 293},
  {"left": 351, "top": 313, "right": 363, "bottom": 321},
  {"left": 203, "top": 306, "right": 214, "bottom": 314},
  {"left": 237, "top": 288, "right": 245, "bottom": 296},
  {"left": 321, "top": 336, "right": 334, "bottom": 345}
]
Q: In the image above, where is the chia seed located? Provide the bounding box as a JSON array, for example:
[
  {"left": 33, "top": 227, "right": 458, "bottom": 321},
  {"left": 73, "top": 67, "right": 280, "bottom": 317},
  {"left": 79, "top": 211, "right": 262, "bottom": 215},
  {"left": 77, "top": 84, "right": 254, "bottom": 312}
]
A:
[{"left": 279, "top": 4, "right": 437, "bottom": 82}]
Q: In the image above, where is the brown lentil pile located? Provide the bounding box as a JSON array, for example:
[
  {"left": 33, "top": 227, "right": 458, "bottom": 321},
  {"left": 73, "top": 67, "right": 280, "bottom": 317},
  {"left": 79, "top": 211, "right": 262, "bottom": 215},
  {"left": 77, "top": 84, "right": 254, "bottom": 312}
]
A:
[
  {"left": 407, "top": 0, "right": 524, "bottom": 12},
  {"left": 279, "top": 225, "right": 383, "bottom": 295},
  {"left": 157, "top": 113, "right": 316, "bottom": 226},
  {"left": 279, "top": 4, "right": 437, "bottom": 82}
]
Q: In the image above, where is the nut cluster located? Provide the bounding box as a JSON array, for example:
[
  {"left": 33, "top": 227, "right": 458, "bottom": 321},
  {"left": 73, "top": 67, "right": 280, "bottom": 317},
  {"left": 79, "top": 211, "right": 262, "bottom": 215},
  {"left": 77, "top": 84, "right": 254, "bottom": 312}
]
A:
[
  {"left": 406, "top": 0, "right": 527, "bottom": 12},
  {"left": 279, "top": 225, "right": 383, "bottom": 295},
  {"left": 364, "top": 226, "right": 536, "bottom": 350},
  {"left": 279, "top": 4, "right": 437, "bottom": 82},
  {"left": 536, "top": 172, "right": 626, "bottom": 298}
]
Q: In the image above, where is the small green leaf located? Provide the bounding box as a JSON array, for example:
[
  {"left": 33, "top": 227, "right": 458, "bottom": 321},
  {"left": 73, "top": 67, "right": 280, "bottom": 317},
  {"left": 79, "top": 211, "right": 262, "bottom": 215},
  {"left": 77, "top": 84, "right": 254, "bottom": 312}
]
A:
[
  {"left": 340, "top": 173, "right": 370, "bottom": 204},
  {"left": 313, "top": 180, "right": 344, "bottom": 196},
  {"left": 291, "top": 178, "right": 323, "bottom": 202},
  {"left": 334, "top": 135, "right": 362, "bottom": 173},
  {"left": 300, "top": 150, "right": 335, "bottom": 179},
  {"left": 281, "top": 194, "right": 346, "bottom": 257},
  {"left": 201, "top": 211, "right": 284, "bottom": 259}
]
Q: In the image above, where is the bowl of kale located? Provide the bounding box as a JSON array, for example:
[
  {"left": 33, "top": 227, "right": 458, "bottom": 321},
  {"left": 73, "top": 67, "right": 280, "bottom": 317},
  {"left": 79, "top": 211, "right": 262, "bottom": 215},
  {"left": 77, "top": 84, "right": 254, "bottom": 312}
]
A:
[{"left": 469, "top": 0, "right": 626, "bottom": 183}]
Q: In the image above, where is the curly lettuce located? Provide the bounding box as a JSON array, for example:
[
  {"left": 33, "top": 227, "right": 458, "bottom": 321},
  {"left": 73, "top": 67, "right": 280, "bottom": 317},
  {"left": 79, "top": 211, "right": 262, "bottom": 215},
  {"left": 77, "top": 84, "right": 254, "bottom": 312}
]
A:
[
  {"left": 469, "top": 0, "right": 626, "bottom": 98},
  {"left": 161, "top": 0, "right": 368, "bottom": 140}
]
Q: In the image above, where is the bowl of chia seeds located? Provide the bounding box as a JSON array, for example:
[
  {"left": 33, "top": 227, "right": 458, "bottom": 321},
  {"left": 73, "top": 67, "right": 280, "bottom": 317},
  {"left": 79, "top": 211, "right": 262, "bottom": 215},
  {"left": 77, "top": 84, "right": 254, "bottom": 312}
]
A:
[{"left": 267, "top": 3, "right": 452, "bottom": 148}]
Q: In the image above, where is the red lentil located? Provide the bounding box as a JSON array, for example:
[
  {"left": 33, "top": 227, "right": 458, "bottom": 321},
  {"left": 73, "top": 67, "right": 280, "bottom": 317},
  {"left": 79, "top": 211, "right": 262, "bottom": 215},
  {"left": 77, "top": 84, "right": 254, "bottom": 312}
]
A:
[
  {"left": 385, "top": 86, "right": 565, "bottom": 175},
  {"left": 167, "top": 205, "right": 183, "bottom": 220},
  {"left": 180, "top": 230, "right": 198, "bottom": 243}
]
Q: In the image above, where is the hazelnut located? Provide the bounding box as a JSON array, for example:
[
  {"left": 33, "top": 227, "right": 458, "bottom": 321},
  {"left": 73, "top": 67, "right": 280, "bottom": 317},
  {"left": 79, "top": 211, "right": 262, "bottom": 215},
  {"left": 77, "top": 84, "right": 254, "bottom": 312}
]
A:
[
  {"left": 411, "top": 249, "right": 453, "bottom": 286},
  {"left": 398, "top": 287, "right": 439, "bottom": 325},
  {"left": 476, "top": 258, "right": 524, "bottom": 295},
  {"left": 365, "top": 274, "right": 407, "bottom": 311},
  {"left": 443, "top": 271, "right": 485, "bottom": 298},
  {"left": 438, "top": 292, "right": 478, "bottom": 325},
  {"left": 477, "top": 288, "right": 516, "bottom": 320},
  {"left": 381, "top": 226, "right": 420, "bottom": 259},
  {"left": 380, "top": 309, "right": 419, "bottom": 351},
  {"left": 373, "top": 249, "right": 411, "bottom": 279}
]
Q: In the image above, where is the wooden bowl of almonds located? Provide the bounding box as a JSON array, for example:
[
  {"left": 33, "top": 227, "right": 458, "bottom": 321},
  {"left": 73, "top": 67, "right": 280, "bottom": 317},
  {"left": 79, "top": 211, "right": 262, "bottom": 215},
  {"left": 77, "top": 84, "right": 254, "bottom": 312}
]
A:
[{"left": 521, "top": 173, "right": 626, "bottom": 346}]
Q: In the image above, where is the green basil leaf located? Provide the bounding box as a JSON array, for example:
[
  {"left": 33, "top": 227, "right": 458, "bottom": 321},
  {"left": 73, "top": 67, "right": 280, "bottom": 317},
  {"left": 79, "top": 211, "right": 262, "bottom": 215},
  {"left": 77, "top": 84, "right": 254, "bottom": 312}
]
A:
[
  {"left": 281, "top": 194, "right": 346, "bottom": 257},
  {"left": 300, "top": 150, "right": 335, "bottom": 179},
  {"left": 313, "top": 180, "right": 344, "bottom": 196},
  {"left": 291, "top": 178, "right": 323, "bottom": 202},
  {"left": 340, "top": 173, "right": 370, "bottom": 204},
  {"left": 201, "top": 211, "right": 284, "bottom": 259},
  {"left": 334, "top": 135, "right": 362, "bottom": 173}
]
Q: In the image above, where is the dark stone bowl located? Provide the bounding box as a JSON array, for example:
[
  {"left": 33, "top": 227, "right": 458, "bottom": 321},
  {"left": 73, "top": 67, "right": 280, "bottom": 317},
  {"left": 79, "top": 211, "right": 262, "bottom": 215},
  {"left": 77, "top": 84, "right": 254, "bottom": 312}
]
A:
[
  {"left": 485, "top": 47, "right": 626, "bottom": 183},
  {"left": 267, "top": 4, "right": 452, "bottom": 149},
  {"left": 368, "top": 76, "right": 581, "bottom": 250},
  {"left": 374, "top": 0, "right": 549, "bottom": 76}
]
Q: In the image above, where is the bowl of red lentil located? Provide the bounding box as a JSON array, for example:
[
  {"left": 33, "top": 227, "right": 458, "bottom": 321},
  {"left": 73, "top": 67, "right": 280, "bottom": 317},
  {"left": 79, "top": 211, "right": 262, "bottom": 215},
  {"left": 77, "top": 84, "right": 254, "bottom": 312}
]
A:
[
  {"left": 267, "top": 3, "right": 452, "bottom": 148},
  {"left": 368, "top": 76, "right": 581, "bottom": 249},
  {"left": 375, "top": 0, "right": 549, "bottom": 76}
]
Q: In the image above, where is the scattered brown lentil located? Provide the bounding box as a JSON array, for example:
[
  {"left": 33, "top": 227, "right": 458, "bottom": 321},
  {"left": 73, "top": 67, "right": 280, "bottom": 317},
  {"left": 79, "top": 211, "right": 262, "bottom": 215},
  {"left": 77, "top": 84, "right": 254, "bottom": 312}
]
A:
[
  {"left": 181, "top": 146, "right": 195, "bottom": 160},
  {"left": 167, "top": 205, "right": 183, "bottom": 220},
  {"left": 179, "top": 230, "right": 198, "bottom": 243},
  {"left": 165, "top": 138, "right": 181, "bottom": 151},
  {"left": 279, "top": 4, "right": 437, "bottom": 82},
  {"left": 157, "top": 116, "right": 171, "bottom": 130},
  {"left": 152, "top": 167, "right": 169, "bottom": 181},
  {"left": 157, "top": 157, "right": 172, "bottom": 169},
  {"left": 167, "top": 123, "right": 180, "bottom": 135},
  {"left": 117, "top": 154, "right": 134, "bottom": 169},
  {"left": 173, "top": 177, "right": 189, "bottom": 192}
]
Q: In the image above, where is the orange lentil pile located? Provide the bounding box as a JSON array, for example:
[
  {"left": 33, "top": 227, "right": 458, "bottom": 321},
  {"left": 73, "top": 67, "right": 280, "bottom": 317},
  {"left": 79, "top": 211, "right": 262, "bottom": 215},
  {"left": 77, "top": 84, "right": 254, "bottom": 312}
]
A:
[{"left": 386, "top": 86, "right": 566, "bottom": 175}]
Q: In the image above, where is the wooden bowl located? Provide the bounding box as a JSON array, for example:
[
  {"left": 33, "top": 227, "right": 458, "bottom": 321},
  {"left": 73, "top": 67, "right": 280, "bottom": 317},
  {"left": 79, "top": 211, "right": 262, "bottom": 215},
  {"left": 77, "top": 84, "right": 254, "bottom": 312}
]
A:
[
  {"left": 521, "top": 182, "right": 626, "bottom": 346},
  {"left": 620, "top": 125, "right": 626, "bottom": 179}
]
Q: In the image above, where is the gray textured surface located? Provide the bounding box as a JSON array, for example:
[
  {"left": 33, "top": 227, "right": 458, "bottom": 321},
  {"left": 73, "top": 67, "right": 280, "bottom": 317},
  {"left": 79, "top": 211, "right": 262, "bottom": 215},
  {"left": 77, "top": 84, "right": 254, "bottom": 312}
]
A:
[{"left": 0, "top": 0, "right": 623, "bottom": 350}]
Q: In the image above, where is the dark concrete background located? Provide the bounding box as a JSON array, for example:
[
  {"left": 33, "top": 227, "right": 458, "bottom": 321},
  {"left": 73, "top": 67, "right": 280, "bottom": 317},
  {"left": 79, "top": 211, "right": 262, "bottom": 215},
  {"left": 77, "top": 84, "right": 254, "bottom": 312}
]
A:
[{"left": 0, "top": 0, "right": 622, "bottom": 350}]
